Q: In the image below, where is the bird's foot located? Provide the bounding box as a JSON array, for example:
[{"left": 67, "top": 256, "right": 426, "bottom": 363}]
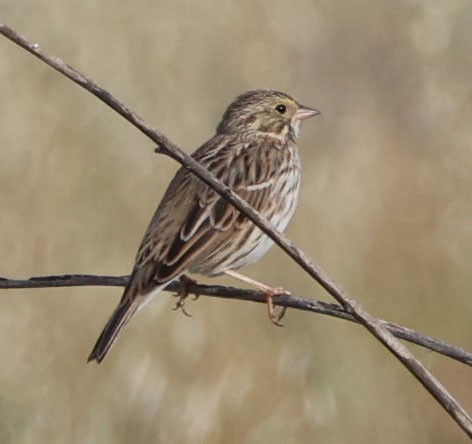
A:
[
  {"left": 223, "top": 270, "right": 290, "bottom": 327},
  {"left": 266, "top": 287, "right": 290, "bottom": 327},
  {"left": 173, "top": 274, "right": 198, "bottom": 317}
]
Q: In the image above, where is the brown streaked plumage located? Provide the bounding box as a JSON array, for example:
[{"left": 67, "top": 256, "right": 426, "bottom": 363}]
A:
[{"left": 88, "top": 90, "right": 320, "bottom": 363}]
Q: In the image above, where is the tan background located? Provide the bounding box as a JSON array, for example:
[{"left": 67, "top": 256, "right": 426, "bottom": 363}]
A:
[{"left": 1, "top": 1, "right": 472, "bottom": 443}]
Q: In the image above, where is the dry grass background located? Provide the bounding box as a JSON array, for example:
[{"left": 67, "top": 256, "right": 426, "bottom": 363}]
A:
[{"left": 1, "top": 1, "right": 472, "bottom": 443}]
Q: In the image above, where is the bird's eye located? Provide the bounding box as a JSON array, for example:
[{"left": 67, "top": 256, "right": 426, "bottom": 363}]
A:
[{"left": 275, "top": 104, "right": 286, "bottom": 114}]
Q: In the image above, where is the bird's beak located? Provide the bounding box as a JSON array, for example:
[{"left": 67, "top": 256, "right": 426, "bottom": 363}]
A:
[{"left": 295, "top": 105, "right": 321, "bottom": 121}]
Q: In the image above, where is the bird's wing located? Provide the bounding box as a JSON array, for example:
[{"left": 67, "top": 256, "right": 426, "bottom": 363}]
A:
[{"left": 127, "top": 135, "right": 278, "bottom": 295}]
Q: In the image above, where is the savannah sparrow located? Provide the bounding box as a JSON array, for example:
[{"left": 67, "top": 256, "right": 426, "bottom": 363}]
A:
[{"left": 88, "top": 90, "right": 320, "bottom": 363}]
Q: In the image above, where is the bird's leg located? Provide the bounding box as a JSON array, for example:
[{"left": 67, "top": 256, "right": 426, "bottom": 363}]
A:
[
  {"left": 224, "top": 270, "right": 289, "bottom": 327},
  {"left": 173, "top": 274, "right": 198, "bottom": 317}
]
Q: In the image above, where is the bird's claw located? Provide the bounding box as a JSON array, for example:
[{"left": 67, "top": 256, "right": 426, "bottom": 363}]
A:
[
  {"left": 173, "top": 295, "right": 192, "bottom": 317},
  {"left": 173, "top": 275, "right": 198, "bottom": 317},
  {"left": 266, "top": 288, "right": 290, "bottom": 327}
]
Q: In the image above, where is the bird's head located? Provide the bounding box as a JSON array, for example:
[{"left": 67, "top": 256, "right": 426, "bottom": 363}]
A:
[{"left": 217, "top": 89, "right": 320, "bottom": 139}]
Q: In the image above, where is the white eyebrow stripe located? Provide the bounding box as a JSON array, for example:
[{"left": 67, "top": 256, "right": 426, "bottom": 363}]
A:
[{"left": 239, "top": 180, "right": 274, "bottom": 192}]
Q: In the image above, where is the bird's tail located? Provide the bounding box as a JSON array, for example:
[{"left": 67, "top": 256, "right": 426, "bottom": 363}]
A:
[
  {"left": 87, "top": 295, "right": 140, "bottom": 364},
  {"left": 87, "top": 279, "right": 171, "bottom": 363}
]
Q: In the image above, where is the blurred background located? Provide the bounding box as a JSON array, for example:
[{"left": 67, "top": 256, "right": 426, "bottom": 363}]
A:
[{"left": 1, "top": 1, "right": 472, "bottom": 442}]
